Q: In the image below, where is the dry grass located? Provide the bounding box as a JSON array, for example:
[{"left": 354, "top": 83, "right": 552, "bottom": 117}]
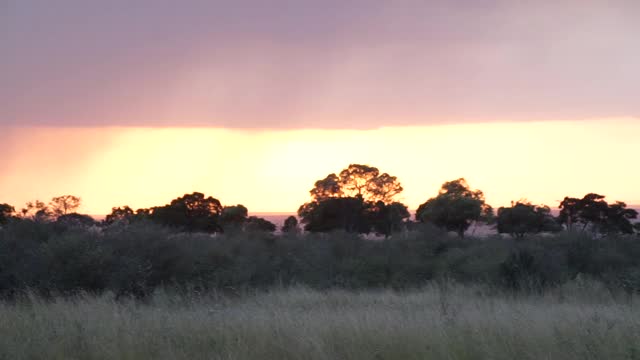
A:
[{"left": 1, "top": 282, "right": 639, "bottom": 360}]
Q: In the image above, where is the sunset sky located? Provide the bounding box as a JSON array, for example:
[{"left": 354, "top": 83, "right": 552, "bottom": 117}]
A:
[{"left": 1, "top": 1, "right": 639, "bottom": 214}]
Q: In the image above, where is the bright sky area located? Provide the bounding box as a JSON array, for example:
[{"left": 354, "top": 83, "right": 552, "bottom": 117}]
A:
[{"left": 1, "top": 119, "right": 638, "bottom": 214}]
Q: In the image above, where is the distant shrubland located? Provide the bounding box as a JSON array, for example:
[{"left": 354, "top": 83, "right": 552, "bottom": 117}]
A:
[
  {"left": 1, "top": 219, "right": 640, "bottom": 299},
  {"left": 0, "top": 163, "right": 638, "bottom": 299}
]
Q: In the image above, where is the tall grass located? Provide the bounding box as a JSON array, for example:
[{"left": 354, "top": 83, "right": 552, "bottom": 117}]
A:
[{"left": 1, "top": 282, "right": 639, "bottom": 359}]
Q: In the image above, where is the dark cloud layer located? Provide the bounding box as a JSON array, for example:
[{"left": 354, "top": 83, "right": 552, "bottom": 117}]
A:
[{"left": 1, "top": 0, "right": 639, "bottom": 128}]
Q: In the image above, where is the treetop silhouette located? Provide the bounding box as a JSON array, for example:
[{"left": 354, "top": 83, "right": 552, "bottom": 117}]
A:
[
  {"left": 310, "top": 164, "right": 403, "bottom": 204},
  {"left": 417, "top": 178, "right": 492, "bottom": 237},
  {"left": 300, "top": 164, "right": 407, "bottom": 234}
]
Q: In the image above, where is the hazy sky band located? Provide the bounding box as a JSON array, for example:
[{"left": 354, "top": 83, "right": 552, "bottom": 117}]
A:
[
  {"left": 1, "top": 120, "right": 639, "bottom": 214},
  {"left": 2, "top": 0, "right": 639, "bottom": 128}
]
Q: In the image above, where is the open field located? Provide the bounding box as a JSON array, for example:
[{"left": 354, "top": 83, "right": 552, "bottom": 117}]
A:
[{"left": 1, "top": 283, "right": 639, "bottom": 360}]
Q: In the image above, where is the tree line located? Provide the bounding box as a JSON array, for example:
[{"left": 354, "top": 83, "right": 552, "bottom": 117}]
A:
[
  {"left": 1, "top": 164, "right": 640, "bottom": 299},
  {"left": 1, "top": 163, "right": 638, "bottom": 237}
]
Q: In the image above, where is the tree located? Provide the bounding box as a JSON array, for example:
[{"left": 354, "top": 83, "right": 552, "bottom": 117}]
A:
[
  {"left": 559, "top": 194, "right": 638, "bottom": 234},
  {"left": 558, "top": 196, "right": 582, "bottom": 232},
  {"left": 281, "top": 216, "right": 299, "bottom": 234},
  {"left": 416, "top": 178, "right": 492, "bottom": 237},
  {"left": 149, "top": 192, "right": 223, "bottom": 232},
  {"left": 105, "top": 206, "right": 135, "bottom": 225},
  {"left": 20, "top": 200, "right": 48, "bottom": 219},
  {"left": 310, "top": 174, "right": 343, "bottom": 201},
  {"left": 300, "top": 197, "right": 371, "bottom": 233},
  {"left": 496, "top": 201, "right": 561, "bottom": 238},
  {"left": 601, "top": 201, "right": 638, "bottom": 235},
  {"left": 244, "top": 216, "right": 276, "bottom": 233},
  {"left": 370, "top": 201, "right": 410, "bottom": 237},
  {"left": 49, "top": 195, "right": 81, "bottom": 217},
  {"left": 299, "top": 164, "right": 406, "bottom": 234},
  {"left": 219, "top": 205, "right": 248, "bottom": 232},
  {"left": 0, "top": 203, "right": 15, "bottom": 224},
  {"left": 337, "top": 164, "right": 403, "bottom": 203}
]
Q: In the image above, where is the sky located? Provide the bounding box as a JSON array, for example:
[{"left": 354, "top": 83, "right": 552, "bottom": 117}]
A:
[{"left": 1, "top": 1, "right": 639, "bottom": 214}]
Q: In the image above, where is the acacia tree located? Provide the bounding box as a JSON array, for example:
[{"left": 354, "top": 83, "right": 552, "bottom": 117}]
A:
[
  {"left": 49, "top": 195, "right": 81, "bottom": 217},
  {"left": 105, "top": 206, "right": 135, "bottom": 224},
  {"left": 149, "top": 192, "right": 224, "bottom": 232},
  {"left": 337, "top": 164, "right": 403, "bottom": 203},
  {"left": 299, "top": 164, "right": 407, "bottom": 233},
  {"left": 416, "top": 178, "right": 492, "bottom": 237},
  {"left": 496, "top": 201, "right": 561, "bottom": 238},
  {"left": 559, "top": 194, "right": 638, "bottom": 234}
]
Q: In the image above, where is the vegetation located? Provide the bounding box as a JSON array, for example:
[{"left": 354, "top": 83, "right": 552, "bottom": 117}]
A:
[
  {"left": 1, "top": 162, "right": 639, "bottom": 358},
  {"left": 559, "top": 193, "right": 638, "bottom": 235},
  {"left": 496, "top": 201, "right": 561, "bottom": 238},
  {"left": 1, "top": 220, "right": 640, "bottom": 298},
  {"left": 0, "top": 203, "right": 14, "bottom": 225},
  {"left": 416, "top": 178, "right": 493, "bottom": 237},
  {"left": 0, "top": 284, "right": 639, "bottom": 360},
  {"left": 298, "top": 164, "right": 408, "bottom": 234},
  {"left": 0, "top": 163, "right": 638, "bottom": 300}
]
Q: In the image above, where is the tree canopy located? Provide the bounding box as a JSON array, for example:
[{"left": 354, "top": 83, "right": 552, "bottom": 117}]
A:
[
  {"left": 496, "top": 201, "right": 561, "bottom": 238},
  {"left": 148, "top": 192, "right": 224, "bottom": 233},
  {"left": 559, "top": 194, "right": 638, "bottom": 234},
  {"left": 49, "top": 195, "right": 81, "bottom": 217},
  {"left": 0, "top": 203, "right": 15, "bottom": 224},
  {"left": 281, "top": 216, "right": 299, "bottom": 234},
  {"left": 370, "top": 201, "right": 411, "bottom": 237},
  {"left": 299, "top": 164, "right": 408, "bottom": 234},
  {"left": 309, "top": 164, "right": 403, "bottom": 204},
  {"left": 416, "top": 178, "right": 492, "bottom": 237},
  {"left": 244, "top": 216, "right": 277, "bottom": 233}
]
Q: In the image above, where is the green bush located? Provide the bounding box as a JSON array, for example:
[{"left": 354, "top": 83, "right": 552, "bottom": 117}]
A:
[{"left": 1, "top": 219, "right": 640, "bottom": 298}]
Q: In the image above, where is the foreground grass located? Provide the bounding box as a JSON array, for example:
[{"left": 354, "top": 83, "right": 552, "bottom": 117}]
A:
[{"left": 1, "top": 283, "right": 639, "bottom": 360}]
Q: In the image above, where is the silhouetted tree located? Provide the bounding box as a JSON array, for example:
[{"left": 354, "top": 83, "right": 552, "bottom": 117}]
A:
[
  {"left": 370, "top": 201, "right": 410, "bottom": 237},
  {"left": 49, "top": 195, "right": 81, "bottom": 217},
  {"left": 300, "top": 197, "right": 371, "bottom": 233},
  {"left": 105, "top": 206, "right": 136, "bottom": 225},
  {"left": 244, "top": 216, "right": 276, "bottom": 233},
  {"left": 558, "top": 196, "right": 582, "bottom": 231},
  {"left": 602, "top": 201, "right": 638, "bottom": 235},
  {"left": 20, "top": 200, "right": 48, "bottom": 220},
  {"left": 299, "top": 164, "right": 406, "bottom": 234},
  {"left": 416, "top": 178, "right": 492, "bottom": 237},
  {"left": 149, "top": 192, "right": 223, "bottom": 232},
  {"left": 281, "top": 216, "right": 299, "bottom": 234},
  {"left": 496, "top": 201, "right": 561, "bottom": 238},
  {"left": 337, "top": 164, "right": 403, "bottom": 203},
  {"left": 559, "top": 194, "right": 638, "bottom": 234},
  {"left": 0, "top": 203, "right": 15, "bottom": 225},
  {"left": 310, "top": 174, "right": 343, "bottom": 201},
  {"left": 220, "top": 205, "right": 248, "bottom": 232}
]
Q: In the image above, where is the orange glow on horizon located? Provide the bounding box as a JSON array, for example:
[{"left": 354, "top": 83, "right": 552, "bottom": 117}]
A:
[{"left": 1, "top": 119, "right": 639, "bottom": 215}]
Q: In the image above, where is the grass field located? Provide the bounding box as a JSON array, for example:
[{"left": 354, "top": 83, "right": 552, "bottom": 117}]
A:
[{"left": 1, "top": 282, "right": 639, "bottom": 360}]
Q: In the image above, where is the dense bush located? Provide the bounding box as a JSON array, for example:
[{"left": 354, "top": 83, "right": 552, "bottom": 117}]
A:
[{"left": 1, "top": 219, "right": 640, "bottom": 299}]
